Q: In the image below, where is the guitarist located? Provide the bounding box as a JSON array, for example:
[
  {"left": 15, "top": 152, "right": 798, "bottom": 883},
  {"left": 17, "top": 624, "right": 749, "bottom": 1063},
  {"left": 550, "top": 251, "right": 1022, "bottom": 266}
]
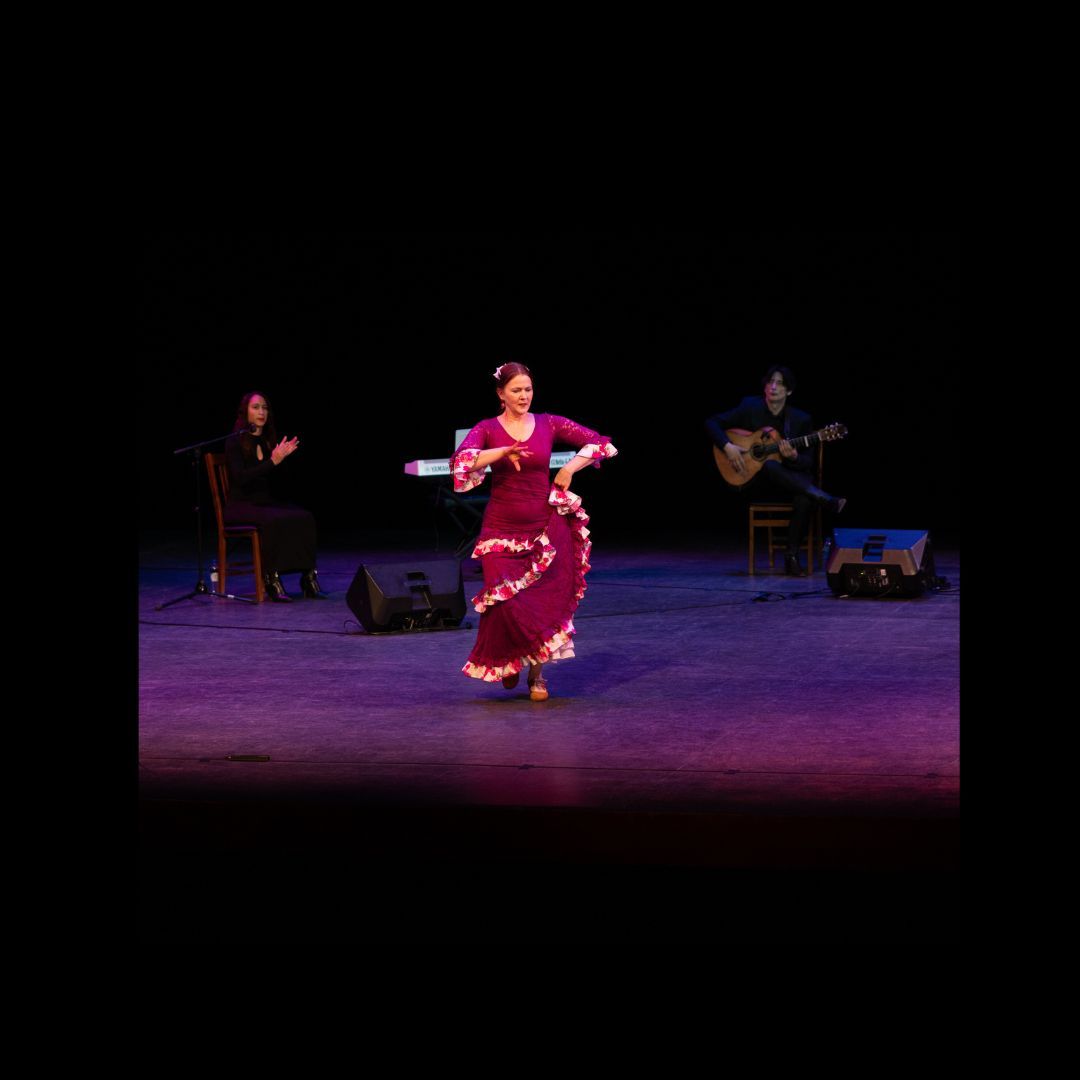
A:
[{"left": 706, "top": 366, "right": 846, "bottom": 576}]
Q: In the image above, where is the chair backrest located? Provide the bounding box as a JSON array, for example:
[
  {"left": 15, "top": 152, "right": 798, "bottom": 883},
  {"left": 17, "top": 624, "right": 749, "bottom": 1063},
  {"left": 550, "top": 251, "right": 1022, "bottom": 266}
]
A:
[{"left": 204, "top": 452, "right": 229, "bottom": 532}]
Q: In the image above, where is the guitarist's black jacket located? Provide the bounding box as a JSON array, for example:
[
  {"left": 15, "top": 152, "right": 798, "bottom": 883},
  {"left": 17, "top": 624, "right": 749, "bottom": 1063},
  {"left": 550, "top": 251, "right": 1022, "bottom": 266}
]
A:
[{"left": 706, "top": 397, "right": 816, "bottom": 474}]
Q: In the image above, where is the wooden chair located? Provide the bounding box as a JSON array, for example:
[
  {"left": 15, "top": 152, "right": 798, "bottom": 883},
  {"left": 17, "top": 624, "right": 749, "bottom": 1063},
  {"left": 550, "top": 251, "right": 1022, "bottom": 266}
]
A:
[
  {"left": 747, "top": 442, "right": 824, "bottom": 575},
  {"left": 205, "top": 452, "right": 266, "bottom": 601}
]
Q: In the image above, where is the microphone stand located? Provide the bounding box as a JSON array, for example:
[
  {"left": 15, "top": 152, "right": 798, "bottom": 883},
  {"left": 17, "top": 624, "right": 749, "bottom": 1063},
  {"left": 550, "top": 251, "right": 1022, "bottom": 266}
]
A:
[{"left": 156, "top": 429, "right": 255, "bottom": 609}]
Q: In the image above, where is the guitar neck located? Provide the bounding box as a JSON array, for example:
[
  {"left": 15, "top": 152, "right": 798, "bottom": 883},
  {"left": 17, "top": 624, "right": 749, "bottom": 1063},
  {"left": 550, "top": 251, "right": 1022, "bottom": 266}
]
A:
[{"left": 788, "top": 430, "right": 824, "bottom": 450}]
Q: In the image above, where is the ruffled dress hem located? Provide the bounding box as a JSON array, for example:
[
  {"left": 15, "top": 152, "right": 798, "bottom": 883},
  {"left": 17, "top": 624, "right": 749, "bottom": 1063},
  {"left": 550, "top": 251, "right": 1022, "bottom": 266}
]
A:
[{"left": 462, "top": 620, "right": 578, "bottom": 682}]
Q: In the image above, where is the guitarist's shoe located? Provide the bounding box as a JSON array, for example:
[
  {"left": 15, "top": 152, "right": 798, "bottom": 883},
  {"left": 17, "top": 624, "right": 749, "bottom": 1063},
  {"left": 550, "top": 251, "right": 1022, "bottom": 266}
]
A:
[{"left": 784, "top": 554, "right": 806, "bottom": 577}]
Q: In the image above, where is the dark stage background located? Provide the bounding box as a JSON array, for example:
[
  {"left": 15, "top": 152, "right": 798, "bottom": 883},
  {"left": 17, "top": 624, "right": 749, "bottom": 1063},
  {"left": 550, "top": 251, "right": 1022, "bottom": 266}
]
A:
[{"left": 138, "top": 233, "right": 960, "bottom": 546}]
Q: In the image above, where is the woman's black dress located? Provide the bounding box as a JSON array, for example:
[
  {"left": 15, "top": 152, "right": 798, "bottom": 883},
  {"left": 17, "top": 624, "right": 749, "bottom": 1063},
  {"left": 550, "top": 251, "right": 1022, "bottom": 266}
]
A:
[{"left": 223, "top": 433, "right": 317, "bottom": 573}]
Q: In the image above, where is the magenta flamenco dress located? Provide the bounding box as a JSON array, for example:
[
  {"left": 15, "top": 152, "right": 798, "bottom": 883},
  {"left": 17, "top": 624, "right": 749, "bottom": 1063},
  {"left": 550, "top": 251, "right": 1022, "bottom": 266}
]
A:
[{"left": 450, "top": 413, "right": 618, "bottom": 682}]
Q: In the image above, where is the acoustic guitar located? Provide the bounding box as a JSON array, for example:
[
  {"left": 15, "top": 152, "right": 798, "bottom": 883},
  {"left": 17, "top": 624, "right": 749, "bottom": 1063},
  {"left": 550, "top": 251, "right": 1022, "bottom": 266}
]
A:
[{"left": 713, "top": 423, "right": 848, "bottom": 488}]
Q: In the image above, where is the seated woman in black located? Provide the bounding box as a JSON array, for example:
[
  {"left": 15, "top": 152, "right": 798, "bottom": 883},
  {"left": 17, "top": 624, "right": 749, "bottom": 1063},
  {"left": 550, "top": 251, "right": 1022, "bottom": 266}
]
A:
[{"left": 224, "top": 391, "right": 327, "bottom": 602}]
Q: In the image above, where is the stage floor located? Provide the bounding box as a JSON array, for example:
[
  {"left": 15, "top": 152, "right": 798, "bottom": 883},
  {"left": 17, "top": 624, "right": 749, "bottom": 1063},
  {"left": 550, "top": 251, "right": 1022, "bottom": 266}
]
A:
[{"left": 138, "top": 530, "right": 960, "bottom": 942}]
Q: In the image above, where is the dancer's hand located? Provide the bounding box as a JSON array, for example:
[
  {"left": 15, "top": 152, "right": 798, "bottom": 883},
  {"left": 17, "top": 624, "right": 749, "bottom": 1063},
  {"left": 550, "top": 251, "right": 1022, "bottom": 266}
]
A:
[
  {"left": 553, "top": 467, "right": 573, "bottom": 490},
  {"left": 504, "top": 441, "right": 533, "bottom": 472}
]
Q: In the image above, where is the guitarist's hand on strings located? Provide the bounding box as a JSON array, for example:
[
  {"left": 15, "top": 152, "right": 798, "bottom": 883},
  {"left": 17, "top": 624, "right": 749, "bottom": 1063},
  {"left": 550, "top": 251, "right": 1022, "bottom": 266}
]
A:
[
  {"left": 724, "top": 442, "right": 749, "bottom": 475},
  {"left": 778, "top": 438, "right": 798, "bottom": 461}
]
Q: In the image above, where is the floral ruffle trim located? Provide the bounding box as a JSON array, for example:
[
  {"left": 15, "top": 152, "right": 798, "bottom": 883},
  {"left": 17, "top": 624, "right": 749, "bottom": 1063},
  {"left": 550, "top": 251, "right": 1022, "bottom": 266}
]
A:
[
  {"left": 548, "top": 486, "right": 583, "bottom": 515},
  {"left": 450, "top": 447, "right": 486, "bottom": 492},
  {"left": 552, "top": 486, "right": 596, "bottom": 596},
  {"left": 462, "top": 619, "right": 577, "bottom": 682},
  {"left": 472, "top": 536, "right": 533, "bottom": 557},
  {"left": 469, "top": 530, "right": 557, "bottom": 612},
  {"left": 548, "top": 488, "right": 592, "bottom": 601},
  {"left": 576, "top": 441, "right": 619, "bottom": 467}
]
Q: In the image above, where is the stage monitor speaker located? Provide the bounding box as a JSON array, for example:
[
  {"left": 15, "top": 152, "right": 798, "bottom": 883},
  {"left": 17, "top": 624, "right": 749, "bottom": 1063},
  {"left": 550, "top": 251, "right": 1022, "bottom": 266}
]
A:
[
  {"left": 347, "top": 559, "right": 466, "bottom": 633},
  {"left": 826, "top": 528, "right": 937, "bottom": 597}
]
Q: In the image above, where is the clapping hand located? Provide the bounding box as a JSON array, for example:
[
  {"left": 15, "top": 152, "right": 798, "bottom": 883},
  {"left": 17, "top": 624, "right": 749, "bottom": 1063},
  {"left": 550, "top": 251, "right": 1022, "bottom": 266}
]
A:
[{"left": 271, "top": 435, "right": 300, "bottom": 465}]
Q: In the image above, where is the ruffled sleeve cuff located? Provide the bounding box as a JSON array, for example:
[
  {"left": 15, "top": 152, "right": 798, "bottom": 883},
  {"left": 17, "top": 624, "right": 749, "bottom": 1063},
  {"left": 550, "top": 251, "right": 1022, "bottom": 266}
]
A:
[
  {"left": 575, "top": 441, "right": 619, "bottom": 468},
  {"left": 450, "top": 448, "right": 486, "bottom": 492}
]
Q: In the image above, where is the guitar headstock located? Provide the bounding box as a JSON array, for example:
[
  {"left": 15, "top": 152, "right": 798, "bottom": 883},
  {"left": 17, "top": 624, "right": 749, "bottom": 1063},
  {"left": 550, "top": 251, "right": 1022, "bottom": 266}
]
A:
[{"left": 821, "top": 423, "right": 848, "bottom": 442}]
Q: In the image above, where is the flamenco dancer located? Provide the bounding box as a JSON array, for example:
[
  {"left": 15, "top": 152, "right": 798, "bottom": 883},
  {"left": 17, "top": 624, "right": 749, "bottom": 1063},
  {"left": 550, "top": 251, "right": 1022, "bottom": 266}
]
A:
[{"left": 450, "top": 363, "right": 618, "bottom": 701}]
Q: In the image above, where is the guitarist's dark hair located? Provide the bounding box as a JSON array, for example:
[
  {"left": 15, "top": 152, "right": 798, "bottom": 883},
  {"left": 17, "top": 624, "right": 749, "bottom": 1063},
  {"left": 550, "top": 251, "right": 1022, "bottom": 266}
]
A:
[{"left": 762, "top": 365, "right": 797, "bottom": 393}]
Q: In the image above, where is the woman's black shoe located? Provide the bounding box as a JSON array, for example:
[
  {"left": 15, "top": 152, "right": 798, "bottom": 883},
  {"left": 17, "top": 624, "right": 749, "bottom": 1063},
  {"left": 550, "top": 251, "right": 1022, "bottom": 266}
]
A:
[
  {"left": 300, "top": 569, "right": 329, "bottom": 599},
  {"left": 264, "top": 571, "right": 292, "bottom": 602}
]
